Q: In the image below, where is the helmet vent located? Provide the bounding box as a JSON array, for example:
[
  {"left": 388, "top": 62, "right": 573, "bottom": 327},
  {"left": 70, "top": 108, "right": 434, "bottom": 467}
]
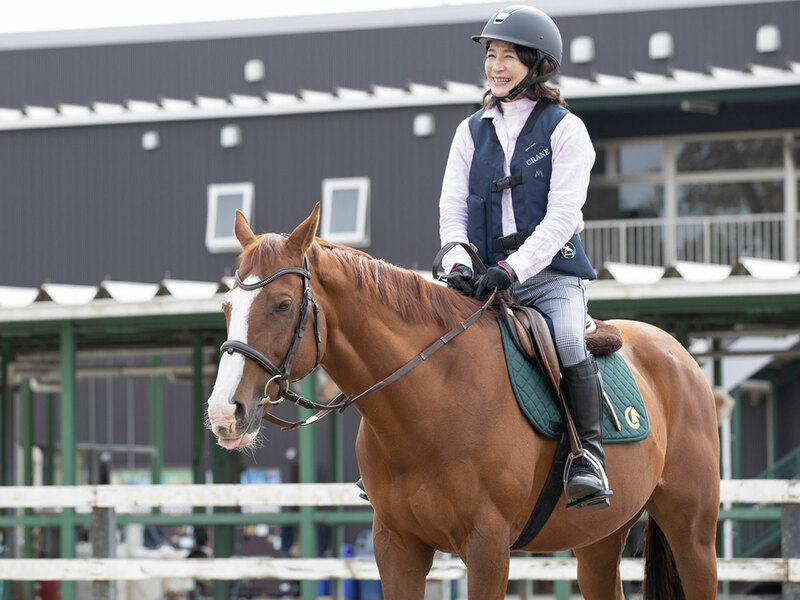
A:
[{"left": 494, "top": 11, "right": 510, "bottom": 23}]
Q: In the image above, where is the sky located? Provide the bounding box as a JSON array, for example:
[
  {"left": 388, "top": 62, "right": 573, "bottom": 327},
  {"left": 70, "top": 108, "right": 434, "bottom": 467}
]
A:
[{"left": 0, "top": 0, "right": 491, "bottom": 34}]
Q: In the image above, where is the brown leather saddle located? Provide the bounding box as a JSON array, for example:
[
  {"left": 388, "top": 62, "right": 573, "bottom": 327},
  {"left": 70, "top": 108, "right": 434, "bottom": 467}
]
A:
[{"left": 501, "top": 304, "right": 623, "bottom": 432}]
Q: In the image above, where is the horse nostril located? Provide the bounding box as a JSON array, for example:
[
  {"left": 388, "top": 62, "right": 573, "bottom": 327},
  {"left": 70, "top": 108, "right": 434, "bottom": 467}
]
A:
[{"left": 234, "top": 401, "right": 246, "bottom": 423}]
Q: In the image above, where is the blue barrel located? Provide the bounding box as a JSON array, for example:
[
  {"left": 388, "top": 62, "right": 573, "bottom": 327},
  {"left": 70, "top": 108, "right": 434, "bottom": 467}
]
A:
[
  {"left": 354, "top": 530, "right": 383, "bottom": 600},
  {"left": 316, "top": 578, "right": 332, "bottom": 599},
  {"left": 341, "top": 543, "right": 359, "bottom": 600}
]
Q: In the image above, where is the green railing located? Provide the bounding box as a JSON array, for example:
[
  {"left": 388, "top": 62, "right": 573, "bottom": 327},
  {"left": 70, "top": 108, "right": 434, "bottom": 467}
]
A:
[{"left": 735, "top": 446, "right": 800, "bottom": 557}]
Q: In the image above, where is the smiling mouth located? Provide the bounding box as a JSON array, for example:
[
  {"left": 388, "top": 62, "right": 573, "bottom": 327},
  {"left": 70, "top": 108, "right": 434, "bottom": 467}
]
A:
[{"left": 492, "top": 77, "right": 512, "bottom": 85}]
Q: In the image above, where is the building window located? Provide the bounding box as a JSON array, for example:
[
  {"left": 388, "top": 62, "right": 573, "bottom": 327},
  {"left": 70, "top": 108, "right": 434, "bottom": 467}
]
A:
[
  {"left": 570, "top": 36, "right": 595, "bottom": 64},
  {"left": 206, "top": 182, "right": 254, "bottom": 253},
  {"left": 648, "top": 31, "right": 674, "bottom": 60},
  {"left": 320, "top": 177, "right": 370, "bottom": 246},
  {"left": 756, "top": 24, "right": 781, "bottom": 53}
]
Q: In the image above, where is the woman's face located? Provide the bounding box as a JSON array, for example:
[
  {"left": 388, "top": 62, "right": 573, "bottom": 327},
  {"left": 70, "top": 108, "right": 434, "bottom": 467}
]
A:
[{"left": 484, "top": 40, "right": 528, "bottom": 100}]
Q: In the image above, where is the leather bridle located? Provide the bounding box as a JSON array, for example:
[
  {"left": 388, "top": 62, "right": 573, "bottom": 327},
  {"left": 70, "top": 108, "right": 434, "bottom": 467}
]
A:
[{"left": 219, "top": 253, "right": 322, "bottom": 416}]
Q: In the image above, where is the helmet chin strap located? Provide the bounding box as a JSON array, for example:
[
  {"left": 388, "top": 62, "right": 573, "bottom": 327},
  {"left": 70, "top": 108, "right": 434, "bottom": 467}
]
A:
[{"left": 493, "top": 57, "right": 556, "bottom": 102}]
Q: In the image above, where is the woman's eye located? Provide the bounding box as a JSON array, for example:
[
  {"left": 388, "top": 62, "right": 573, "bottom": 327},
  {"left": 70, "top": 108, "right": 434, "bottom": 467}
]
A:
[{"left": 274, "top": 300, "right": 291, "bottom": 313}]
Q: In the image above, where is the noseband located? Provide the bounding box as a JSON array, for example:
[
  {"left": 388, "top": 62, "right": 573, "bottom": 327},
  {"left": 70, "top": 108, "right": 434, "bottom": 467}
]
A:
[{"left": 219, "top": 253, "right": 322, "bottom": 408}]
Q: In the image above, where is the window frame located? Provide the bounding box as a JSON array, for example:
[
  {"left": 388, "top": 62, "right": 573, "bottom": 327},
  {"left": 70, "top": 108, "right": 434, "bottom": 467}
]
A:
[
  {"left": 205, "top": 182, "right": 254, "bottom": 253},
  {"left": 320, "top": 177, "right": 371, "bottom": 247}
]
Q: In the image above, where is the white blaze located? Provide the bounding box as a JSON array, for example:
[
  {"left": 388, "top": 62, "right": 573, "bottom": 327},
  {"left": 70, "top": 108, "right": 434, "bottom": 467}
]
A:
[{"left": 207, "top": 276, "right": 263, "bottom": 425}]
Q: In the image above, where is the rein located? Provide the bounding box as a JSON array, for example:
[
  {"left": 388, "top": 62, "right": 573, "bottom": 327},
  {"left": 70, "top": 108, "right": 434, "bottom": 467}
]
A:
[{"left": 222, "top": 242, "right": 496, "bottom": 430}]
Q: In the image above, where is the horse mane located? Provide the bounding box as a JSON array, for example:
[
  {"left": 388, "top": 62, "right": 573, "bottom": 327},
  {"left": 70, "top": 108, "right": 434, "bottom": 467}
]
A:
[
  {"left": 238, "top": 234, "right": 489, "bottom": 330},
  {"left": 311, "top": 240, "right": 491, "bottom": 330}
]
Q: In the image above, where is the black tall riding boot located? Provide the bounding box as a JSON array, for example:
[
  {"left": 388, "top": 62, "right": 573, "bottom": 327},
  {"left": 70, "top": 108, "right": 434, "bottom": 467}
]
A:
[{"left": 562, "top": 355, "right": 613, "bottom": 510}]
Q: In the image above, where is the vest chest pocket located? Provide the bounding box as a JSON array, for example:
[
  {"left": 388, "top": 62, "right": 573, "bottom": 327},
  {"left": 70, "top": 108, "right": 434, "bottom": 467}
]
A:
[{"left": 519, "top": 142, "right": 552, "bottom": 179}]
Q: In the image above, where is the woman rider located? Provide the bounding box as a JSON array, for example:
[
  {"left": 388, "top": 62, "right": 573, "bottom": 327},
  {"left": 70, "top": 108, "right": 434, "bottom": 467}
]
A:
[{"left": 439, "top": 5, "right": 612, "bottom": 510}]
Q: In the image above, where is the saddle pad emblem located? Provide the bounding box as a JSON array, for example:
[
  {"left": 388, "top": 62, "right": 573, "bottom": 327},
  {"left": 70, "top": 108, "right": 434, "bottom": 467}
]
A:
[
  {"left": 498, "top": 319, "right": 649, "bottom": 443},
  {"left": 625, "top": 406, "right": 642, "bottom": 429}
]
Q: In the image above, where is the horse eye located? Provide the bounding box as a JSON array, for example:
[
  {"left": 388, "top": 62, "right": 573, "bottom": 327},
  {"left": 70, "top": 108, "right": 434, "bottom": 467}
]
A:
[{"left": 274, "top": 300, "right": 291, "bottom": 313}]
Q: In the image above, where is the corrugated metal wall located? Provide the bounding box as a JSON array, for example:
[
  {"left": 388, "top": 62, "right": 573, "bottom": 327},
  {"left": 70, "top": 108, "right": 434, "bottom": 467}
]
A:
[
  {"left": 0, "top": 104, "right": 475, "bottom": 286},
  {"left": 1, "top": 3, "right": 798, "bottom": 108}
]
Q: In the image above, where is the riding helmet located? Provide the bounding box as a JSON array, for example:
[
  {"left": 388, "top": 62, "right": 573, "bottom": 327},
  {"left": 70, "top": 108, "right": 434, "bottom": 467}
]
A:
[{"left": 472, "top": 5, "right": 563, "bottom": 70}]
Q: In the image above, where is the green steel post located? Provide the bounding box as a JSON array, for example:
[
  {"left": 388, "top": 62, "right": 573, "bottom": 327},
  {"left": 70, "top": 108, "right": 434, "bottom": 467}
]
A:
[
  {"left": 331, "top": 410, "right": 345, "bottom": 555},
  {"left": 330, "top": 404, "right": 345, "bottom": 600},
  {"left": 299, "top": 375, "right": 317, "bottom": 600},
  {"left": 1, "top": 343, "right": 11, "bottom": 488},
  {"left": 211, "top": 425, "right": 239, "bottom": 599},
  {"left": 674, "top": 320, "right": 689, "bottom": 348},
  {"left": 770, "top": 384, "right": 779, "bottom": 470},
  {"left": 714, "top": 342, "right": 730, "bottom": 596},
  {"left": 59, "top": 323, "right": 77, "bottom": 600},
  {"left": 149, "top": 357, "right": 164, "bottom": 505},
  {"left": 45, "top": 394, "right": 55, "bottom": 486},
  {"left": 553, "top": 550, "right": 570, "bottom": 600},
  {"left": 192, "top": 336, "right": 205, "bottom": 486},
  {"left": 732, "top": 388, "right": 741, "bottom": 480},
  {"left": 20, "top": 379, "right": 33, "bottom": 600},
  {"left": 1, "top": 342, "right": 9, "bottom": 600}
]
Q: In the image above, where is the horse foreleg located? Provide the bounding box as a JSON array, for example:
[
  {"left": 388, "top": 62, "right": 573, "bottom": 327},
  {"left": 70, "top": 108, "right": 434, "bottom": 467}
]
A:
[
  {"left": 372, "top": 517, "right": 435, "bottom": 600},
  {"left": 459, "top": 526, "right": 512, "bottom": 600},
  {"left": 572, "top": 513, "right": 642, "bottom": 600}
]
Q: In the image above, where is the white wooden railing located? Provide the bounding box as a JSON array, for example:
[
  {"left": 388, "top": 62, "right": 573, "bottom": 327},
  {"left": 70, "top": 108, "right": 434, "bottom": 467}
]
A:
[{"left": 0, "top": 480, "right": 798, "bottom": 583}]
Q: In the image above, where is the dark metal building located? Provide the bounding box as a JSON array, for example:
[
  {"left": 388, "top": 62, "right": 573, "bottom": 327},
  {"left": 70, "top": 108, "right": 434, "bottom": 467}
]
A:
[{"left": 1, "top": 3, "right": 800, "bottom": 592}]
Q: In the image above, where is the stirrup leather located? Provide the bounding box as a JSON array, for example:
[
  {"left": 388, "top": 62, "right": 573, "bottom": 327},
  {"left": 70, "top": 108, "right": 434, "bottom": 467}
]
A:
[{"left": 563, "top": 449, "right": 613, "bottom": 510}]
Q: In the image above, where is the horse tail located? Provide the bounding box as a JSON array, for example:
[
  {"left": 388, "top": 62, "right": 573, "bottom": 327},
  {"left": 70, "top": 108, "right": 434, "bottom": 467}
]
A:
[{"left": 643, "top": 517, "right": 685, "bottom": 600}]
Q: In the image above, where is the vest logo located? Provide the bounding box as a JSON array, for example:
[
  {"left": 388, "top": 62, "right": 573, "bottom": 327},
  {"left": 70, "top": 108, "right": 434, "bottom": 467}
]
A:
[
  {"left": 625, "top": 406, "right": 641, "bottom": 429},
  {"left": 524, "top": 141, "right": 538, "bottom": 152},
  {"left": 525, "top": 147, "right": 551, "bottom": 166},
  {"left": 560, "top": 242, "right": 576, "bottom": 260},
  {"left": 535, "top": 170, "right": 544, "bottom": 178}
]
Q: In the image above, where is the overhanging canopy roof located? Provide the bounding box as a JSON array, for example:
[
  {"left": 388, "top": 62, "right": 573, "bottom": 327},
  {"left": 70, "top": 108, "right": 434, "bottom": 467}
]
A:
[{"left": 2, "top": 259, "right": 800, "bottom": 357}]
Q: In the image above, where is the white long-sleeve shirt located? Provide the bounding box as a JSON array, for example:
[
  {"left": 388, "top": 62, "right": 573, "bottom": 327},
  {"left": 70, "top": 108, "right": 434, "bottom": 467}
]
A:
[{"left": 438, "top": 97, "right": 595, "bottom": 283}]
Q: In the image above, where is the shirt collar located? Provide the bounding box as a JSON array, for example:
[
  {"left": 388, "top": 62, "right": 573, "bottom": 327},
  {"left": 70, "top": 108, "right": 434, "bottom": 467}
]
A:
[{"left": 482, "top": 97, "right": 537, "bottom": 121}]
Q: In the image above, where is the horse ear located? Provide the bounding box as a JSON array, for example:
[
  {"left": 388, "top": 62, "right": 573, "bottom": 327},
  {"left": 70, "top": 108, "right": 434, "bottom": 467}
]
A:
[
  {"left": 234, "top": 210, "right": 258, "bottom": 249},
  {"left": 287, "top": 203, "right": 320, "bottom": 254}
]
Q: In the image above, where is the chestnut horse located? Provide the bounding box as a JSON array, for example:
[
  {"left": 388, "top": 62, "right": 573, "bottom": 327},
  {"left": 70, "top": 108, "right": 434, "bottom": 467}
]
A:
[{"left": 207, "top": 204, "right": 720, "bottom": 600}]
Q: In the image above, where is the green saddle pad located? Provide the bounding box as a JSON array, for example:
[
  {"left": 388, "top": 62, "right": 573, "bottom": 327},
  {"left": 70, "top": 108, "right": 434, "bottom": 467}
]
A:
[{"left": 499, "top": 319, "right": 649, "bottom": 443}]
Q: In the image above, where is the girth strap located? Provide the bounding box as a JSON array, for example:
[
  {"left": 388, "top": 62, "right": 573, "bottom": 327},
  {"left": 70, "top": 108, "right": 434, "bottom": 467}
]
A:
[{"left": 510, "top": 434, "right": 571, "bottom": 549}]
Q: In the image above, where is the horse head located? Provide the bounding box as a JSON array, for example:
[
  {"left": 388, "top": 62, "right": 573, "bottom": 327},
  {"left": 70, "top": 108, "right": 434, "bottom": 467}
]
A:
[{"left": 206, "top": 204, "right": 325, "bottom": 449}]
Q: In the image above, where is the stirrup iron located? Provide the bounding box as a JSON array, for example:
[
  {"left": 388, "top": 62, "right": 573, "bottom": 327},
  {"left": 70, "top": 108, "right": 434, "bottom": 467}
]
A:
[{"left": 563, "top": 449, "right": 612, "bottom": 510}]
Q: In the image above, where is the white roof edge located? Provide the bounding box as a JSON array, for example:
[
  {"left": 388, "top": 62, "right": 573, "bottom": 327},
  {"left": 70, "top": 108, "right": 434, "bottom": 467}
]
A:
[
  {"left": 0, "top": 0, "right": 792, "bottom": 50},
  {"left": 0, "top": 295, "right": 226, "bottom": 323},
  {"left": 1, "top": 63, "right": 798, "bottom": 131},
  {"left": 1, "top": 262, "right": 799, "bottom": 322}
]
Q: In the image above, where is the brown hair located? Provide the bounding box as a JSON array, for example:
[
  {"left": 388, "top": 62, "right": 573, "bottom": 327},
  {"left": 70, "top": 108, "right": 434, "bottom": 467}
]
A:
[{"left": 481, "top": 44, "right": 567, "bottom": 110}]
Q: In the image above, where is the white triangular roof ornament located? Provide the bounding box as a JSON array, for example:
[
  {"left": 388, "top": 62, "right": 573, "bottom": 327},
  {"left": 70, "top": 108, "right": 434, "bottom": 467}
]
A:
[
  {"left": 0, "top": 286, "right": 40, "bottom": 308},
  {"left": 737, "top": 257, "right": 800, "bottom": 280},
  {"left": 40, "top": 283, "right": 99, "bottom": 305},
  {"left": 602, "top": 262, "right": 665, "bottom": 285}
]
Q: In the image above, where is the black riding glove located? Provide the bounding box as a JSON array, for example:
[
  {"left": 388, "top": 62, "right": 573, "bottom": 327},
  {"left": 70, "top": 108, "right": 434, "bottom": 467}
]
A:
[
  {"left": 446, "top": 264, "right": 476, "bottom": 296},
  {"left": 474, "top": 261, "right": 516, "bottom": 300}
]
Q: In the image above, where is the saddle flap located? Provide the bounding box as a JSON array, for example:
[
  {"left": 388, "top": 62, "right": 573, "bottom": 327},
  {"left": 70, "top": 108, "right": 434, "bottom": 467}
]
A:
[{"left": 508, "top": 305, "right": 562, "bottom": 395}]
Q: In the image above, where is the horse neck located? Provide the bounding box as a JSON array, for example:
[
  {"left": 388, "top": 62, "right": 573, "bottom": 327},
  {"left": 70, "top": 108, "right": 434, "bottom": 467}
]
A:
[{"left": 311, "top": 253, "right": 442, "bottom": 418}]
